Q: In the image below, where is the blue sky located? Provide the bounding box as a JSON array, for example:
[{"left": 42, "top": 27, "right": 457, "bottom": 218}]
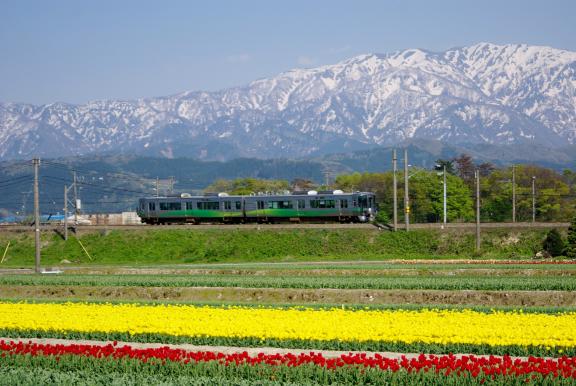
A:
[{"left": 1, "top": 0, "right": 574, "bottom": 105}]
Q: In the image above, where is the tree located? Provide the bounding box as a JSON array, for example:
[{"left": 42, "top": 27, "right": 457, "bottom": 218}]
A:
[
  {"left": 453, "top": 154, "right": 475, "bottom": 186},
  {"left": 434, "top": 159, "right": 456, "bottom": 175},
  {"left": 478, "top": 162, "right": 496, "bottom": 177},
  {"left": 481, "top": 165, "right": 574, "bottom": 222},
  {"left": 566, "top": 216, "right": 576, "bottom": 259},
  {"left": 204, "top": 178, "right": 290, "bottom": 195},
  {"left": 291, "top": 178, "right": 317, "bottom": 191},
  {"left": 542, "top": 229, "right": 565, "bottom": 257}
]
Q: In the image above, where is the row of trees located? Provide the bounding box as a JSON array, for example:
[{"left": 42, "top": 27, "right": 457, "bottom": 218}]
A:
[
  {"left": 204, "top": 156, "right": 576, "bottom": 223},
  {"left": 334, "top": 162, "right": 575, "bottom": 223}
]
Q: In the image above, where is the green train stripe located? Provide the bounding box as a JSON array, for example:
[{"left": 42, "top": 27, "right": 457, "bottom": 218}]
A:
[
  {"left": 152, "top": 209, "right": 364, "bottom": 219},
  {"left": 244, "top": 209, "right": 353, "bottom": 217},
  {"left": 158, "top": 210, "right": 242, "bottom": 218}
]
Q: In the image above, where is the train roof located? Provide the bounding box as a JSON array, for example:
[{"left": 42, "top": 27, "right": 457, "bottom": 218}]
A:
[{"left": 140, "top": 191, "right": 375, "bottom": 200}]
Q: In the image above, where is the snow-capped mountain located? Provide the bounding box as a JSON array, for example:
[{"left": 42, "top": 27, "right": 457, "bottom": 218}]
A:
[{"left": 1, "top": 43, "right": 575, "bottom": 161}]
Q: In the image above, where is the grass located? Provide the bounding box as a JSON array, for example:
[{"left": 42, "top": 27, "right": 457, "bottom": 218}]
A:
[{"left": 0, "top": 227, "right": 556, "bottom": 267}]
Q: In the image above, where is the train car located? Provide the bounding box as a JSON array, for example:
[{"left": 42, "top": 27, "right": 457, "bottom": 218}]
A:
[{"left": 137, "top": 191, "right": 377, "bottom": 224}]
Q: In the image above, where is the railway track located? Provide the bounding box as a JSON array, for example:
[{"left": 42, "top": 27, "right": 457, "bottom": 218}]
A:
[
  {"left": 0, "top": 223, "right": 377, "bottom": 232},
  {"left": 0, "top": 222, "right": 569, "bottom": 232}
]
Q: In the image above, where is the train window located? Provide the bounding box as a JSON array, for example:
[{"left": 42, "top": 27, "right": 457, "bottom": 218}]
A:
[
  {"left": 257, "top": 201, "right": 265, "bottom": 210},
  {"left": 310, "top": 199, "right": 335, "bottom": 209},
  {"left": 159, "top": 202, "right": 181, "bottom": 211},
  {"left": 267, "top": 201, "right": 293, "bottom": 209},
  {"left": 359, "top": 196, "right": 368, "bottom": 208},
  {"left": 298, "top": 199, "right": 305, "bottom": 209},
  {"left": 186, "top": 202, "right": 194, "bottom": 210},
  {"left": 148, "top": 202, "right": 155, "bottom": 211},
  {"left": 353, "top": 200, "right": 357, "bottom": 207},
  {"left": 236, "top": 201, "right": 242, "bottom": 210},
  {"left": 197, "top": 202, "right": 220, "bottom": 210},
  {"left": 340, "top": 199, "right": 348, "bottom": 208},
  {"left": 224, "top": 201, "right": 231, "bottom": 210}
]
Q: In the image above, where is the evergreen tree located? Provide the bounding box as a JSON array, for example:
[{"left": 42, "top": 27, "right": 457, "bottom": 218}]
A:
[
  {"left": 542, "top": 229, "right": 565, "bottom": 257},
  {"left": 566, "top": 216, "right": 576, "bottom": 258},
  {"left": 434, "top": 159, "right": 456, "bottom": 175}
]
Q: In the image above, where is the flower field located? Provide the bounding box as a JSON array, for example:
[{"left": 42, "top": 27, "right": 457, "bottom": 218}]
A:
[
  {"left": 0, "top": 302, "right": 575, "bottom": 356},
  {"left": 1, "top": 260, "right": 575, "bottom": 384}
]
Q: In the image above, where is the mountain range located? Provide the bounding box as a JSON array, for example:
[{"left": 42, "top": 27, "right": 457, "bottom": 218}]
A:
[{"left": 1, "top": 42, "right": 575, "bottom": 161}]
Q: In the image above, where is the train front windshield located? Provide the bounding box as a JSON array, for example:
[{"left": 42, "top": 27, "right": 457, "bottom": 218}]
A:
[
  {"left": 359, "top": 195, "right": 367, "bottom": 209},
  {"left": 358, "top": 194, "right": 376, "bottom": 213}
]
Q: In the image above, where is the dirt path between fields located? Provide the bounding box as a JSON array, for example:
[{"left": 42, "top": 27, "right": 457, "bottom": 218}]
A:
[
  {"left": 0, "top": 336, "right": 532, "bottom": 360},
  {"left": 2, "top": 285, "right": 575, "bottom": 307},
  {"left": 27, "top": 267, "right": 576, "bottom": 277}
]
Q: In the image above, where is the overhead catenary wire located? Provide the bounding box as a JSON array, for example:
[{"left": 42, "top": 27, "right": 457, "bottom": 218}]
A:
[
  {"left": 42, "top": 175, "right": 151, "bottom": 196},
  {"left": 41, "top": 160, "right": 156, "bottom": 184},
  {"left": 0, "top": 174, "right": 34, "bottom": 184}
]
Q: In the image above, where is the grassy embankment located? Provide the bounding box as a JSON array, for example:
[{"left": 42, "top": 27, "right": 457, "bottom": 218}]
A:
[{"left": 0, "top": 227, "right": 559, "bottom": 267}]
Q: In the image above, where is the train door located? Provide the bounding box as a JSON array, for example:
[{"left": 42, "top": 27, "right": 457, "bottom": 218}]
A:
[
  {"left": 243, "top": 198, "right": 258, "bottom": 222},
  {"left": 148, "top": 199, "right": 159, "bottom": 223},
  {"left": 358, "top": 194, "right": 370, "bottom": 222}
]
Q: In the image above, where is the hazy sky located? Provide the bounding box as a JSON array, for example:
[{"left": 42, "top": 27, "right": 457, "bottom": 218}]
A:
[{"left": 1, "top": 0, "right": 574, "bottom": 105}]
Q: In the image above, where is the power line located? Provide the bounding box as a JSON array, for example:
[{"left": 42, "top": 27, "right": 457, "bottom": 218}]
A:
[
  {"left": 0, "top": 179, "right": 34, "bottom": 189},
  {"left": 41, "top": 160, "right": 154, "bottom": 183},
  {"left": 0, "top": 175, "right": 33, "bottom": 185},
  {"left": 42, "top": 175, "right": 150, "bottom": 195}
]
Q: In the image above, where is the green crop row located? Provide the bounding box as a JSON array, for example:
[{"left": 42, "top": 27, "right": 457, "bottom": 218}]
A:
[
  {"left": 66, "top": 268, "right": 576, "bottom": 278},
  {"left": 1, "top": 273, "right": 575, "bottom": 291},
  {"left": 177, "top": 262, "right": 576, "bottom": 271}
]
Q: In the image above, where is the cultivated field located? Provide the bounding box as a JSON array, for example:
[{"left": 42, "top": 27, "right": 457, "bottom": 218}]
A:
[{"left": 0, "top": 228, "right": 575, "bottom": 384}]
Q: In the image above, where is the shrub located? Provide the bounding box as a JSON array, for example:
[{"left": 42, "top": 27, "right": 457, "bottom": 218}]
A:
[
  {"left": 542, "top": 229, "right": 565, "bottom": 257},
  {"left": 374, "top": 211, "right": 390, "bottom": 224}
]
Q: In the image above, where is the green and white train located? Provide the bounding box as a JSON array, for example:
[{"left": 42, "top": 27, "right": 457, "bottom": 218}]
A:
[{"left": 137, "top": 191, "right": 377, "bottom": 224}]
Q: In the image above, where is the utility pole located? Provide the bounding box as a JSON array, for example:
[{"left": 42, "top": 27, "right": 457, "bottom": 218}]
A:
[
  {"left": 532, "top": 176, "right": 536, "bottom": 223},
  {"left": 169, "top": 176, "right": 174, "bottom": 194},
  {"left": 33, "top": 158, "right": 41, "bottom": 273},
  {"left": 64, "top": 185, "right": 68, "bottom": 241},
  {"left": 73, "top": 171, "right": 78, "bottom": 225},
  {"left": 404, "top": 148, "right": 409, "bottom": 231},
  {"left": 475, "top": 169, "right": 481, "bottom": 252},
  {"left": 156, "top": 177, "right": 159, "bottom": 198},
  {"left": 392, "top": 149, "right": 398, "bottom": 232},
  {"left": 443, "top": 165, "right": 447, "bottom": 225},
  {"left": 63, "top": 184, "right": 75, "bottom": 240},
  {"left": 511, "top": 165, "right": 516, "bottom": 223}
]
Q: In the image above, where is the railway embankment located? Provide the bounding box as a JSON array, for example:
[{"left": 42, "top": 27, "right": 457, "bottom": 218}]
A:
[{"left": 0, "top": 226, "right": 568, "bottom": 267}]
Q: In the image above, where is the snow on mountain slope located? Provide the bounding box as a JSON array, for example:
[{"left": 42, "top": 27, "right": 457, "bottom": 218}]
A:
[{"left": 0, "top": 43, "right": 574, "bottom": 160}]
